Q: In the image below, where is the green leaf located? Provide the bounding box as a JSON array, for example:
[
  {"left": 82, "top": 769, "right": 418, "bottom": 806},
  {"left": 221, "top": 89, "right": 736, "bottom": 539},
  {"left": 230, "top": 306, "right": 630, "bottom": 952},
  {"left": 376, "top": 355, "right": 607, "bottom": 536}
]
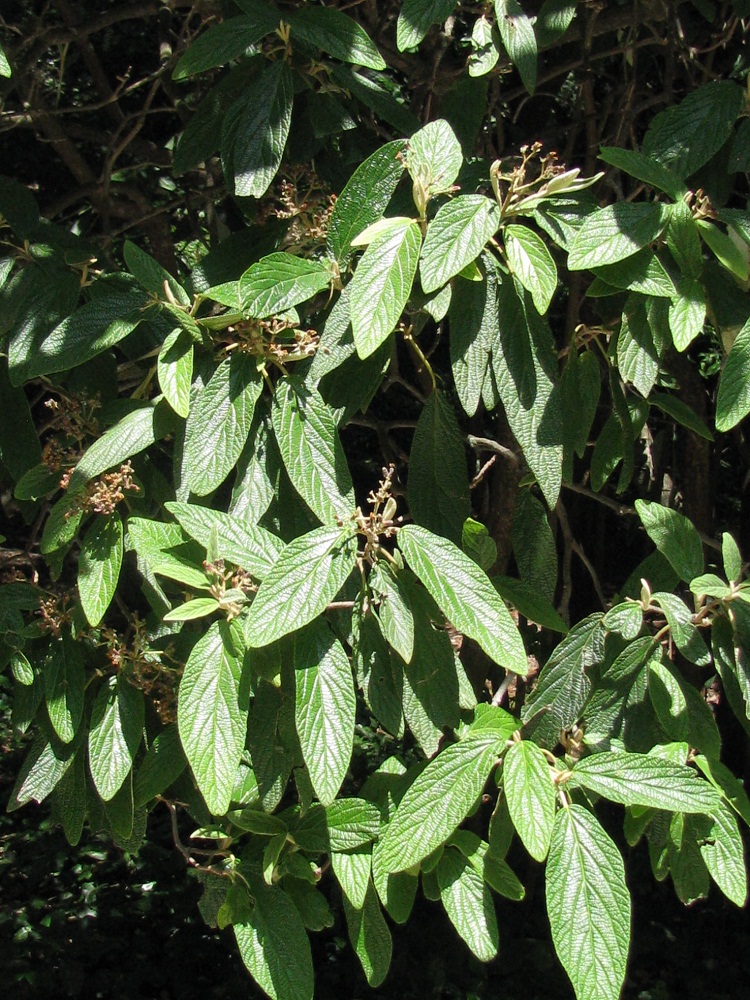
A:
[
  {"left": 343, "top": 881, "right": 392, "bottom": 988},
  {"left": 349, "top": 219, "right": 421, "bottom": 359},
  {"left": 462, "top": 518, "right": 497, "bottom": 572},
  {"left": 326, "top": 140, "right": 407, "bottom": 268},
  {"left": 522, "top": 613, "right": 604, "bottom": 746},
  {"left": 407, "top": 391, "right": 470, "bottom": 546},
  {"left": 172, "top": 13, "right": 276, "bottom": 80},
  {"left": 234, "top": 881, "right": 314, "bottom": 1000},
  {"left": 54, "top": 748, "right": 87, "bottom": 846},
  {"left": 493, "top": 576, "right": 568, "bottom": 632},
  {"left": 449, "top": 262, "right": 495, "bottom": 417},
  {"left": 134, "top": 725, "right": 188, "bottom": 807},
  {"left": 652, "top": 591, "right": 710, "bottom": 666},
  {"left": 701, "top": 801, "right": 748, "bottom": 906},
  {"left": 326, "top": 798, "right": 381, "bottom": 851},
  {"left": 407, "top": 118, "right": 463, "bottom": 198},
  {"left": 568, "top": 203, "right": 667, "bottom": 271},
  {"left": 178, "top": 621, "right": 248, "bottom": 816},
  {"left": 183, "top": 354, "right": 262, "bottom": 496},
  {"left": 504, "top": 224, "right": 557, "bottom": 314},
  {"left": 617, "top": 295, "right": 659, "bottom": 398},
  {"left": 370, "top": 561, "right": 415, "bottom": 664},
  {"left": 469, "top": 16, "right": 500, "bottom": 77},
  {"left": 44, "top": 637, "right": 85, "bottom": 745},
  {"left": 78, "top": 513, "right": 123, "bottom": 627},
  {"left": 331, "top": 849, "right": 371, "bottom": 909},
  {"left": 716, "top": 317, "right": 750, "bottom": 432},
  {"left": 222, "top": 60, "right": 294, "bottom": 199},
  {"left": 642, "top": 80, "right": 744, "bottom": 180},
  {"left": 0, "top": 43, "right": 11, "bottom": 77},
  {"left": 28, "top": 280, "right": 149, "bottom": 377},
  {"left": 512, "top": 490, "right": 557, "bottom": 605},
  {"left": 166, "top": 501, "right": 283, "bottom": 580},
  {"left": 598, "top": 147, "right": 686, "bottom": 199},
  {"left": 68, "top": 399, "right": 177, "bottom": 493},
  {"left": 8, "top": 734, "right": 75, "bottom": 811},
  {"left": 124, "top": 241, "right": 190, "bottom": 304},
  {"left": 592, "top": 249, "right": 675, "bottom": 298},
  {"left": 246, "top": 525, "right": 358, "bottom": 647},
  {"left": 494, "top": 0, "right": 537, "bottom": 94},
  {"left": 665, "top": 199, "right": 703, "bottom": 279},
  {"left": 240, "top": 254, "right": 331, "bottom": 318},
  {"left": 378, "top": 733, "right": 505, "bottom": 872},
  {"left": 697, "top": 220, "right": 749, "bottom": 282},
  {"left": 89, "top": 676, "right": 144, "bottom": 802},
  {"left": 272, "top": 379, "right": 355, "bottom": 523},
  {"left": 649, "top": 391, "right": 713, "bottom": 442},
  {"left": 289, "top": 7, "right": 385, "bottom": 70},
  {"left": 722, "top": 532, "right": 743, "bottom": 583},
  {"left": 420, "top": 195, "right": 500, "bottom": 294},
  {"left": 396, "top": 0, "right": 456, "bottom": 50},
  {"left": 570, "top": 750, "right": 720, "bottom": 813},
  {"left": 491, "top": 279, "right": 563, "bottom": 507},
  {"left": 158, "top": 328, "right": 193, "bottom": 418},
  {"left": 163, "top": 596, "right": 220, "bottom": 621},
  {"left": 398, "top": 524, "right": 528, "bottom": 674},
  {"left": 503, "top": 740, "right": 555, "bottom": 861},
  {"left": 437, "top": 847, "right": 498, "bottom": 961},
  {"left": 353, "top": 604, "right": 404, "bottom": 737},
  {"left": 294, "top": 620, "right": 356, "bottom": 806},
  {"left": 634, "top": 499, "right": 704, "bottom": 582},
  {"left": 546, "top": 805, "right": 630, "bottom": 1000}
]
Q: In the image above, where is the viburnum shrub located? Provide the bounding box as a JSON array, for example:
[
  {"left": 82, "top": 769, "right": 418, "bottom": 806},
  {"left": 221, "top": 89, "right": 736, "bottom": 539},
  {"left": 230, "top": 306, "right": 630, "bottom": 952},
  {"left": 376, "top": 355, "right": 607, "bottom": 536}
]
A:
[{"left": 1, "top": 3, "right": 750, "bottom": 999}]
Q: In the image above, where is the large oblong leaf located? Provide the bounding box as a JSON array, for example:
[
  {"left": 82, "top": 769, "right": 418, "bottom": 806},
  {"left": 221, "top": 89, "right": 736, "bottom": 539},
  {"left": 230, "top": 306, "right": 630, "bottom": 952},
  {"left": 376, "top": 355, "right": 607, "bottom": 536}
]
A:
[
  {"left": 398, "top": 524, "right": 528, "bottom": 674},
  {"left": 436, "top": 846, "right": 498, "bottom": 961},
  {"left": 88, "top": 676, "right": 144, "bottom": 802},
  {"left": 504, "top": 223, "right": 557, "bottom": 315},
  {"left": 246, "top": 524, "right": 358, "bottom": 647},
  {"left": 568, "top": 203, "right": 667, "bottom": 271},
  {"left": 570, "top": 750, "right": 720, "bottom": 813},
  {"left": 183, "top": 354, "right": 262, "bottom": 497},
  {"left": 294, "top": 620, "right": 356, "bottom": 806},
  {"left": 272, "top": 379, "right": 355, "bottom": 523},
  {"left": 222, "top": 60, "right": 294, "bottom": 199},
  {"left": 494, "top": 0, "right": 537, "bottom": 94},
  {"left": 503, "top": 740, "right": 555, "bottom": 861},
  {"left": 44, "top": 638, "right": 85, "bottom": 745},
  {"left": 349, "top": 219, "right": 421, "bottom": 359},
  {"left": 378, "top": 733, "right": 505, "bottom": 872},
  {"left": 240, "top": 253, "right": 331, "bottom": 318},
  {"left": 716, "top": 316, "right": 750, "bottom": 432},
  {"left": 634, "top": 499, "right": 703, "bottom": 583},
  {"left": 407, "top": 390, "right": 470, "bottom": 546},
  {"left": 546, "top": 805, "right": 631, "bottom": 1000},
  {"left": 396, "top": 0, "right": 456, "bottom": 50},
  {"left": 78, "top": 512, "right": 123, "bottom": 627},
  {"left": 326, "top": 140, "right": 407, "bottom": 267},
  {"left": 289, "top": 7, "right": 385, "bottom": 70},
  {"left": 166, "top": 501, "right": 283, "bottom": 579},
  {"left": 420, "top": 195, "right": 500, "bottom": 294},
  {"left": 234, "top": 881, "right": 314, "bottom": 1000},
  {"left": 177, "top": 621, "right": 248, "bottom": 816}
]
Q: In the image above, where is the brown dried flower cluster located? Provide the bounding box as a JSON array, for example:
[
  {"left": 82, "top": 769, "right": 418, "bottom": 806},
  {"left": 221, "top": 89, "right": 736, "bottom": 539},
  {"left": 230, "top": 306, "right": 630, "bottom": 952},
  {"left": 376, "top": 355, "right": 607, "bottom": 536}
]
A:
[
  {"left": 60, "top": 461, "right": 140, "bottom": 516},
  {"left": 103, "top": 619, "right": 182, "bottom": 724},
  {"left": 261, "top": 168, "right": 336, "bottom": 248}
]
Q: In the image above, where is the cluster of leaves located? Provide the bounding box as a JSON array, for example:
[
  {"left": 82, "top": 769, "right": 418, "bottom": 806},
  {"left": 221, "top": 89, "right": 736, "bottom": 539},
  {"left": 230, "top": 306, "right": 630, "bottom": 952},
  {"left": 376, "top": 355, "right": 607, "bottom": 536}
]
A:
[{"left": 2, "top": 3, "right": 750, "bottom": 1000}]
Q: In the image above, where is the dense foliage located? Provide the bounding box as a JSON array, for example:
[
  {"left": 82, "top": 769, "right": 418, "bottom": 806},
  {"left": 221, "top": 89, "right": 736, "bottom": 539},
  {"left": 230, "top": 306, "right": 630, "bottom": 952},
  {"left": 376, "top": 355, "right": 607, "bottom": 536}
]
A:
[{"left": 2, "top": 3, "right": 750, "bottom": 999}]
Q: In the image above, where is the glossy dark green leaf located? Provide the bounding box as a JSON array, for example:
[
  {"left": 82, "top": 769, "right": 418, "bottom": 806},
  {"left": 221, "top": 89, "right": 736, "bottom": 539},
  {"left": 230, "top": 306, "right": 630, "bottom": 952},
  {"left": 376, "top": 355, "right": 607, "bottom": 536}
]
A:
[
  {"left": 420, "top": 196, "right": 500, "bottom": 294},
  {"left": 494, "top": 0, "right": 537, "bottom": 94},
  {"left": 289, "top": 7, "right": 385, "bottom": 70},
  {"left": 396, "top": 0, "right": 456, "bottom": 50}
]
